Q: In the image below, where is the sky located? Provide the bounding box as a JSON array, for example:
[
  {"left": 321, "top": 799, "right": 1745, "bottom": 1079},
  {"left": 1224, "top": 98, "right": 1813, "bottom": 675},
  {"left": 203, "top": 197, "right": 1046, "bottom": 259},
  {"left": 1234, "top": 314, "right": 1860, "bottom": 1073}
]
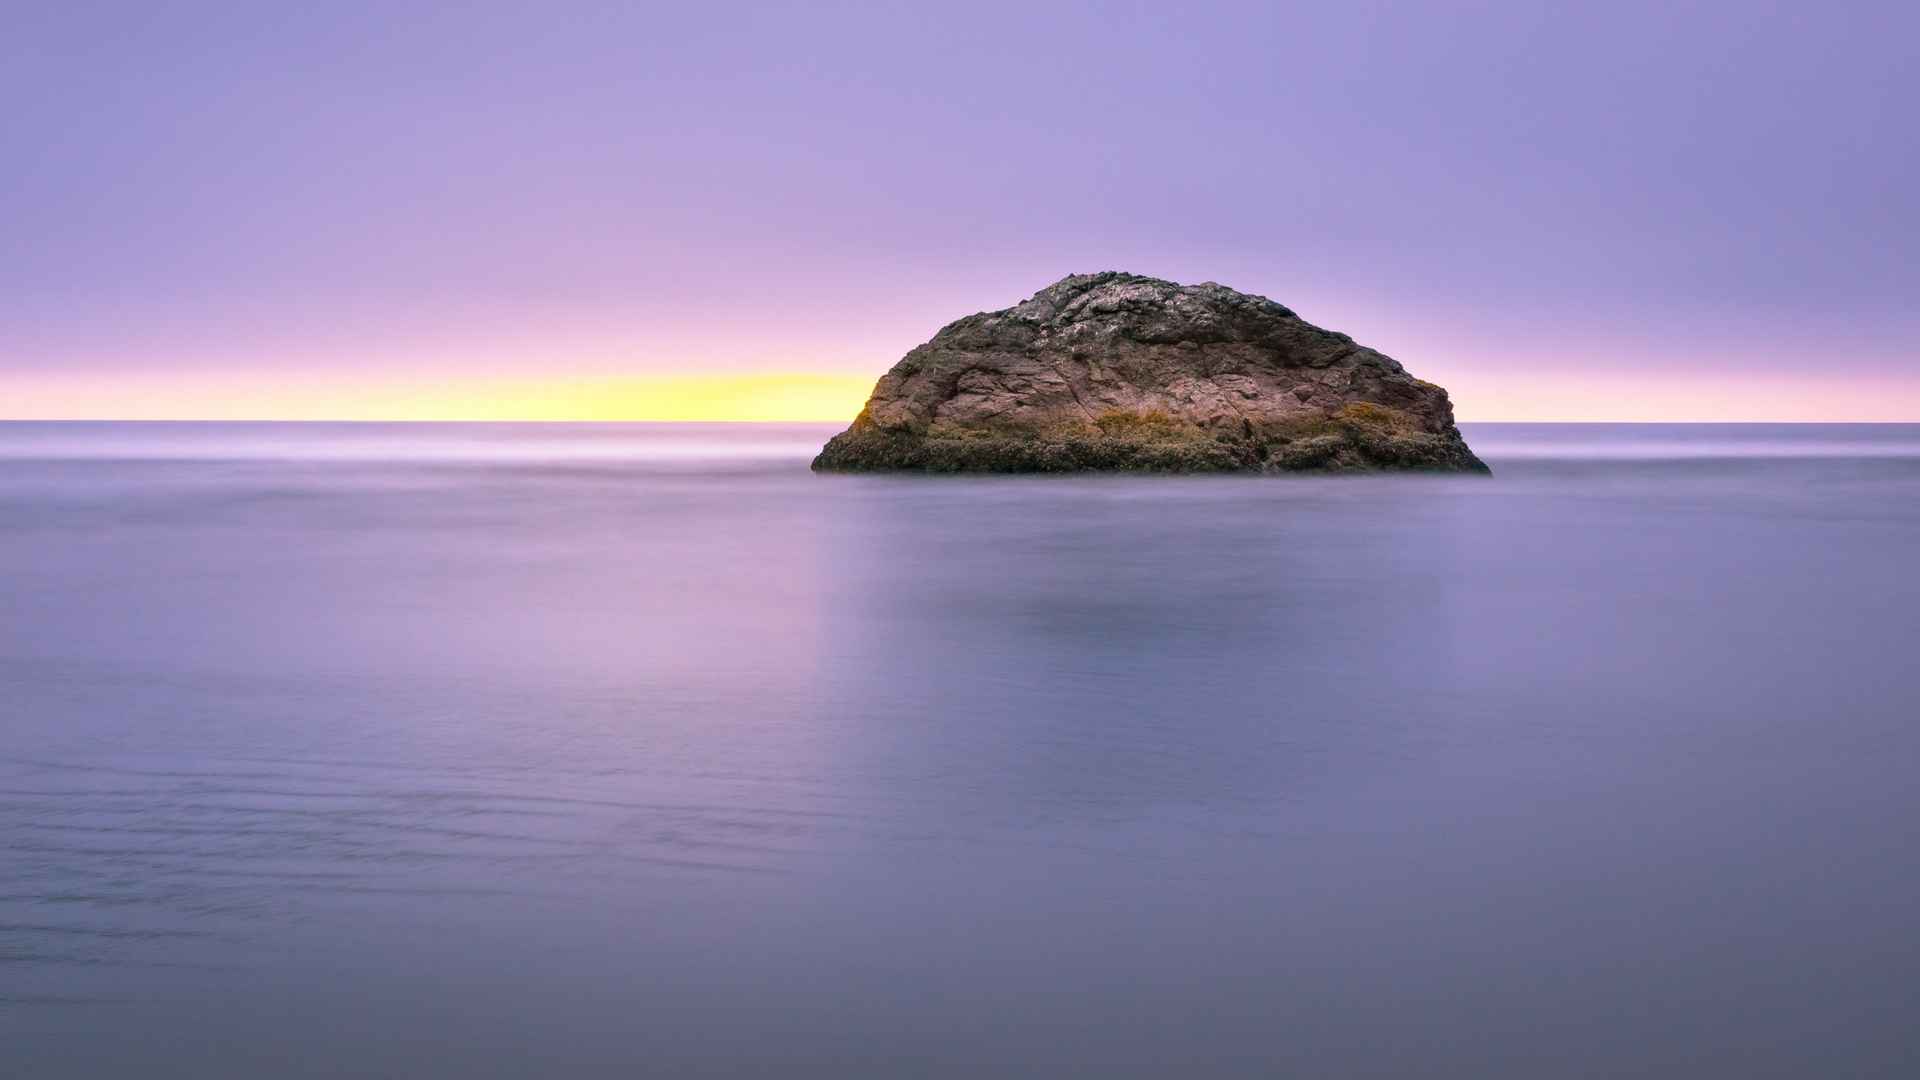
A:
[{"left": 2, "top": 1, "right": 1914, "bottom": 421}]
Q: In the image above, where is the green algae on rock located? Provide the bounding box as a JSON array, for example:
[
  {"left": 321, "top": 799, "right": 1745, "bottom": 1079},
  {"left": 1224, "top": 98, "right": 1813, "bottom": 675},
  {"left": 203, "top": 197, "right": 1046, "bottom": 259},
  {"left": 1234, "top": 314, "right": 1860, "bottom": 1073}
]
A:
[{"left": 812, "top": 272, "right": 1489, "bottom": 474}]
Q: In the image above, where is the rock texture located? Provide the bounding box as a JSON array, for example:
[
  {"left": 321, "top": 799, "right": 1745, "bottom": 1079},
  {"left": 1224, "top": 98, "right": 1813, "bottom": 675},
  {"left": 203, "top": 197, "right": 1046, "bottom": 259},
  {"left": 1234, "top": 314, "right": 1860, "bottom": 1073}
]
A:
[{"left": 812, "top": 272, "right": 1488, "bottom": 474}]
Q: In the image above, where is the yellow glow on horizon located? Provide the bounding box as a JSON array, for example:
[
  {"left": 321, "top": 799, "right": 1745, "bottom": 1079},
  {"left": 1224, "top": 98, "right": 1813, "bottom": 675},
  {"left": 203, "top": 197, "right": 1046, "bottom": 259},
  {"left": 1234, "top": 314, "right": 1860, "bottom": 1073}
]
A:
[
  {"left": 3, "top": 366, "right": 1917, "bottom": 423},
  {"left": 389, "top": 372, "right": 881, "bottom": 422},
  {"left": 0, "top": 371, "right": 880, "bottom": 422}
]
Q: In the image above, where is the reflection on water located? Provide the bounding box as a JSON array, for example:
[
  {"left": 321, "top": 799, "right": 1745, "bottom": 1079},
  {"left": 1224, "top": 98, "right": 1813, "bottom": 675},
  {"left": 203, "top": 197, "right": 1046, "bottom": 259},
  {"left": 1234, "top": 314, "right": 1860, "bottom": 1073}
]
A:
[{"left": 3, "top": 423, "right": 1920, "bottom": 1077}]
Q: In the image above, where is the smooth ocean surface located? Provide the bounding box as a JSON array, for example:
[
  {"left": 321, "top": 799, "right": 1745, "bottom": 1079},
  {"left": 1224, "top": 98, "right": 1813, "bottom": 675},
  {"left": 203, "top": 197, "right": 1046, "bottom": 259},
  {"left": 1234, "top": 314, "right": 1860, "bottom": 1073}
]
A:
[{"left": 3, "top": 422, "right": 1918, "bottom": 1078}]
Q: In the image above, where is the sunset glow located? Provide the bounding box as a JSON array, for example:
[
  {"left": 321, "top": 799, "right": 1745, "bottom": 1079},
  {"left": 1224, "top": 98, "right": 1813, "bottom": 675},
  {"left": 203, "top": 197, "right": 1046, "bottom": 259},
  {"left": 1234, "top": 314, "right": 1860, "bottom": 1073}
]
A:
[
  {"left": 4, "top": 4, "right": 1914, "bottom": 422},
  {"left": 0, "top": 371, "right": 879, "bottom": 422},
  {"left": 5, "top": 366, "right": 1915, "bottom": 423}
]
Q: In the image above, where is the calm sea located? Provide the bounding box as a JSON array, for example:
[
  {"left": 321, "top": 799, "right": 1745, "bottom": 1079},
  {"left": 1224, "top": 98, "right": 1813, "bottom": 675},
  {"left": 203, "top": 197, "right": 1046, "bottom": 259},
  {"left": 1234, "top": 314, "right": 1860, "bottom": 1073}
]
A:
[{"left": 4, "top": 422, "right": 1918, "bottom": 1078}]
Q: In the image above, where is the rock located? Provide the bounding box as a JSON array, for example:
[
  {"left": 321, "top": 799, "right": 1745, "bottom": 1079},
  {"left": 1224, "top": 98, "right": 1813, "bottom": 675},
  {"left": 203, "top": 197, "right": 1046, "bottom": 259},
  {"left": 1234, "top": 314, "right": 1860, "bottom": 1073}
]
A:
[{"left": 812, "top": 272, "right": 1489, "bottom": 474}]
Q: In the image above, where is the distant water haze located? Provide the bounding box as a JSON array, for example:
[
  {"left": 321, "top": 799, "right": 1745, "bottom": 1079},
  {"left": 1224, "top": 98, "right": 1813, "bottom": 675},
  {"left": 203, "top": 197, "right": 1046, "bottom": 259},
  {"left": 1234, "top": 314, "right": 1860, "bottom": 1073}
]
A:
[{"left": 4, "top": 422, "right": 1920, "bottom": 1077}]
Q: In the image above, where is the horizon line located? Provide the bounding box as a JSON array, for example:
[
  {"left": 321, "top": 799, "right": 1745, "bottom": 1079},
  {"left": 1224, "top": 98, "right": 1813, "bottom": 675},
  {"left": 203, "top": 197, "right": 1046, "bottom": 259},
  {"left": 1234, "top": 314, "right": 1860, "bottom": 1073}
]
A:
[
  {"left": 7, "top": 370, "right": 1919, "bottom": 425},
  {"left": 6, "top": 417, "right": 1919, "bottom": 425}
]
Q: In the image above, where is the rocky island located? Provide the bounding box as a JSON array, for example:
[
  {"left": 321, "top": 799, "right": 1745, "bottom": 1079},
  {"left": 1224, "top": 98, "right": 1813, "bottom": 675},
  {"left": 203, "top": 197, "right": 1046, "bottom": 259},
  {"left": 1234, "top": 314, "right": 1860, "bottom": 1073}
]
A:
[{"left": 812, "top": 272, "right": 1488, "bottom": 474}]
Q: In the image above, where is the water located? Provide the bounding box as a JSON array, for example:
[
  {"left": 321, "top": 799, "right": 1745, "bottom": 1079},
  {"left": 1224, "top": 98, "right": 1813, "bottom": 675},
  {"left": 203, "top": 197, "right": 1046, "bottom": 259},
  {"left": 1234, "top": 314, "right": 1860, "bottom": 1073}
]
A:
[{"left": 3, "top": 422, "right": 1918, "bottom": 1078}]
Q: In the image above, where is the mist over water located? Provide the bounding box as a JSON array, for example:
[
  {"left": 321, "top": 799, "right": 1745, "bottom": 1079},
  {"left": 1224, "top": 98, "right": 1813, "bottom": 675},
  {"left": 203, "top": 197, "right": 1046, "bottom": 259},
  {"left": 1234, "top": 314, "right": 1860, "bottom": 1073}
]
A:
[{"left": 4, "top": 422, "right": 1919, "bottom": 1078}]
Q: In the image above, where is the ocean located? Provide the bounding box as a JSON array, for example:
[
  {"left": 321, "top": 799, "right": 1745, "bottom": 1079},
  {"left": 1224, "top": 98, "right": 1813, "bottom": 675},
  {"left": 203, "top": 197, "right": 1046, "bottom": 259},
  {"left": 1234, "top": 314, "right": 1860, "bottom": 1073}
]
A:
[{"left": 4, "top": 422, "right": 1918, "bottom": 1077}]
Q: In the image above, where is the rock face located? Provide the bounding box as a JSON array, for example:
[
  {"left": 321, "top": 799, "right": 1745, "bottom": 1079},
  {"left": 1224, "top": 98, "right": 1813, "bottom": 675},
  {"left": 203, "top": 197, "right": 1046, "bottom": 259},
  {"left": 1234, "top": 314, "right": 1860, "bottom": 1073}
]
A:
[{"left": 812, "top": 272, "right": 1488, "bottom": 474}]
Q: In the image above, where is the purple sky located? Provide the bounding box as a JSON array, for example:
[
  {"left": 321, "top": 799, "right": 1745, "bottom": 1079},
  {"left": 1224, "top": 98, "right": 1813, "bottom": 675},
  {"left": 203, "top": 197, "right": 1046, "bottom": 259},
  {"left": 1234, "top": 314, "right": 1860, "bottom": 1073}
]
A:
[{"left": 3, "top": 1, "right": 1915, "bottom": 419}]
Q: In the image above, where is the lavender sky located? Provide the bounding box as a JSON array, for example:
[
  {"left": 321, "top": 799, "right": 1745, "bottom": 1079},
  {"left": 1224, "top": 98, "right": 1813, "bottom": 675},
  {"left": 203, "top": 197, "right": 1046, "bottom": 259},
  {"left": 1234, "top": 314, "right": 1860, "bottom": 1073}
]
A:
[{"left": 3, "top": 1, "right": 1914, "bottom": 420}]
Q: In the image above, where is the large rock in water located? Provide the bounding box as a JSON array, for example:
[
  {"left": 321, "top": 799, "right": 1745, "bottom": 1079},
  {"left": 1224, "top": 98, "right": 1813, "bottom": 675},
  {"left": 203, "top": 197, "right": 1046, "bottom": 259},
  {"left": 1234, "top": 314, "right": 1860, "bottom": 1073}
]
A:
[{"left": 812, "top": 272, "right": 1488, "bottom": 474}]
